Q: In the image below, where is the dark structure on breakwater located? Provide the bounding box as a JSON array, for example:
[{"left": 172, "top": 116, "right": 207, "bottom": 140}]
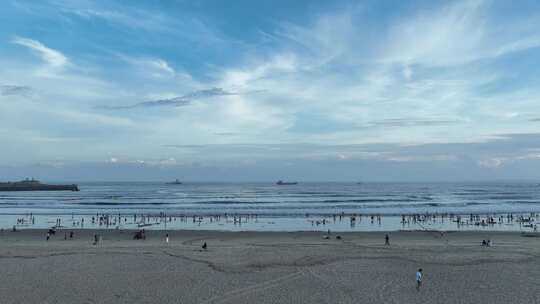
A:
[{"left": 0, "top": 179, "right": 79, "bottom": 192}]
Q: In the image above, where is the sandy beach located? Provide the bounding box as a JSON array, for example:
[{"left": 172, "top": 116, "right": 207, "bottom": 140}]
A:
[{"left": 0, "top": 229, "right": 538, "bottom": 304}]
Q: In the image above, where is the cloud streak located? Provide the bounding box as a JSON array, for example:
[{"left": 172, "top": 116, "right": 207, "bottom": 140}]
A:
[
  {"left": 0, "top": 85, "right": 32, "bottom": 96},
  {"left": 12, "top": 37, "right": 68, "bottom": 67},
  {"left": 366, "top": 118, "right": 460, "bottom": 128},
  {"left": 101, "top": 88, "right": 236, "bottom": 109}
]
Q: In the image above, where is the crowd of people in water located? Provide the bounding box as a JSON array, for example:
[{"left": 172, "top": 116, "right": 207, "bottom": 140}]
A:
[{"left": 7, "top": 211, "right": 539, "bottom": 233}]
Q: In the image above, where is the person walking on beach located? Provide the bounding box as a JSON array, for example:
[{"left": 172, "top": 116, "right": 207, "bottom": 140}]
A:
[
  {"left": 165, "top": 233, "right": 169, "bottom": 244},
  {"left": 416, "top": 268, "right": 423, "bottom": 291},
  {"left": 385, "top": 234, "right": 390, "bottom": 246}
]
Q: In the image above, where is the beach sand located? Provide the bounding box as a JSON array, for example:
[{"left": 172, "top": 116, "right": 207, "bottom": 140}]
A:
[{"left": 0, "top": 229, "right": 539, "bottom": 303}]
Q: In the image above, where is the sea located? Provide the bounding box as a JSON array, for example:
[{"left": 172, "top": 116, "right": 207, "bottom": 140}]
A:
[{"left": 1, "top": 182, "right": 539, "bottom": 232}]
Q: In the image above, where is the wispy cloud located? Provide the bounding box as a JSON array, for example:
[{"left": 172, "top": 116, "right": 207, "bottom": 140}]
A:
[
  {"left": 59, "top": 3, "right": 236, "bottom": 48},
  {"left": 12, "top": 36, "right": 68, "bottom": 67},
  {"left": 366, "top": 118, "right": 460, "bottom": 128},
  {"left": 382, "top": 0, "right": 540, "bottom": 67},
  {"left": 117, "top": 55, "right": 176, "bottom": 78},
  {"left": 101, "top": 88, "right": 236, "bottom": 109},
  {"left": 66, "top": 7, "right": 172, "bottom": 32},
  {"left": 214, "top": 132, "right": 239, "bottom": 136},
  {"left": 0, "top": 84, "right": 32, "bottom": 96},
  {"left": 148, "top": 59, "right": 174, "bottom": 75}
]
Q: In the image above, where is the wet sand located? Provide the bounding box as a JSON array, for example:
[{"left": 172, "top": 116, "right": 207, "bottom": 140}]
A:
[{"left": 0, "top": 229, "right": 539, "bottom": 303}]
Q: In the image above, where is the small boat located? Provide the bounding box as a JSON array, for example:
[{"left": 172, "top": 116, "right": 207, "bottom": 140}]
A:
[
  {"left": 166, "top": 179, "right": 182, "bottom": 185},
  {"left": 276, "top": 180, "right": 298, "bottom": 185}
]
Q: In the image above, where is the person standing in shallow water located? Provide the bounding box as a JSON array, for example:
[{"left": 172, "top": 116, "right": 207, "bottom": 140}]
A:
[{"left": 416, "top": 268, "right": 423, "bottom": 291}]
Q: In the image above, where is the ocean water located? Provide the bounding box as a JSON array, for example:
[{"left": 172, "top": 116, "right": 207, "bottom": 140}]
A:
[{"left": 1, "top": 182, "right": 539, "bottom": 231}]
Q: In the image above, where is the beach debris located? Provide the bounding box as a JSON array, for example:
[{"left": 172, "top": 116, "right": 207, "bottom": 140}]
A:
[
  {"left": 133, "top": 230, "right": 146, "bottom": 240},
  {"left": 521, "top": 232, "right": 540, "bottom": 237}
]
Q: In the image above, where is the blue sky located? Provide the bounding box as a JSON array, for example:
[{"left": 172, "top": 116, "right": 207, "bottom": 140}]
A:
[{"left": 1, "top": 0, "right": 540, "bottom": 181}]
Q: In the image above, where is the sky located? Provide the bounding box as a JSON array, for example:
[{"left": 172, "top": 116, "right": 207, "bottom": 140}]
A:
[{"left": 1, "top": 0, "right": 540, "bottom": 182}]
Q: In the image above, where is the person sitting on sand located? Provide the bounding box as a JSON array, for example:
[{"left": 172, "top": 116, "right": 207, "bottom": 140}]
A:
[
  {"left": 481, "top": 240, "right": 487, "bottom": 246},
  {"left": 416, "top": 268, "right": 423, "bottom": 291},
  {"left": 202, "top": 242, "right": 207, "bottom": 250}
]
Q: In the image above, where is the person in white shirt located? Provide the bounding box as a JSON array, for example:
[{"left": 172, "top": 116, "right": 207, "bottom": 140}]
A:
[{"left": 416, "top": 268, "right": 423, "bottom": 291}]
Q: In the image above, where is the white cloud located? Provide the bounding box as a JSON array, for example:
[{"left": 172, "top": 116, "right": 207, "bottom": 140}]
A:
[
  {"left": 117, "top": 55, "right": 177, "bottom": 79},
  {"left": 149, "top": 59, "right": 175, "bottom": 75},
  {"left": 12, "top": 36, "right": 68, "bottom": 68}
]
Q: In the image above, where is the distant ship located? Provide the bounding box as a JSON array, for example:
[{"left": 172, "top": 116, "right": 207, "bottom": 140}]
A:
[
  {"left": 276, "top": 180, "right": 298, "bottom": 185},
  {"left": 0, "top": 179, "right": 79, "bottom": 192},
  {"left": 166, "top": 179, "right": 183, "bottom": 185}
]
